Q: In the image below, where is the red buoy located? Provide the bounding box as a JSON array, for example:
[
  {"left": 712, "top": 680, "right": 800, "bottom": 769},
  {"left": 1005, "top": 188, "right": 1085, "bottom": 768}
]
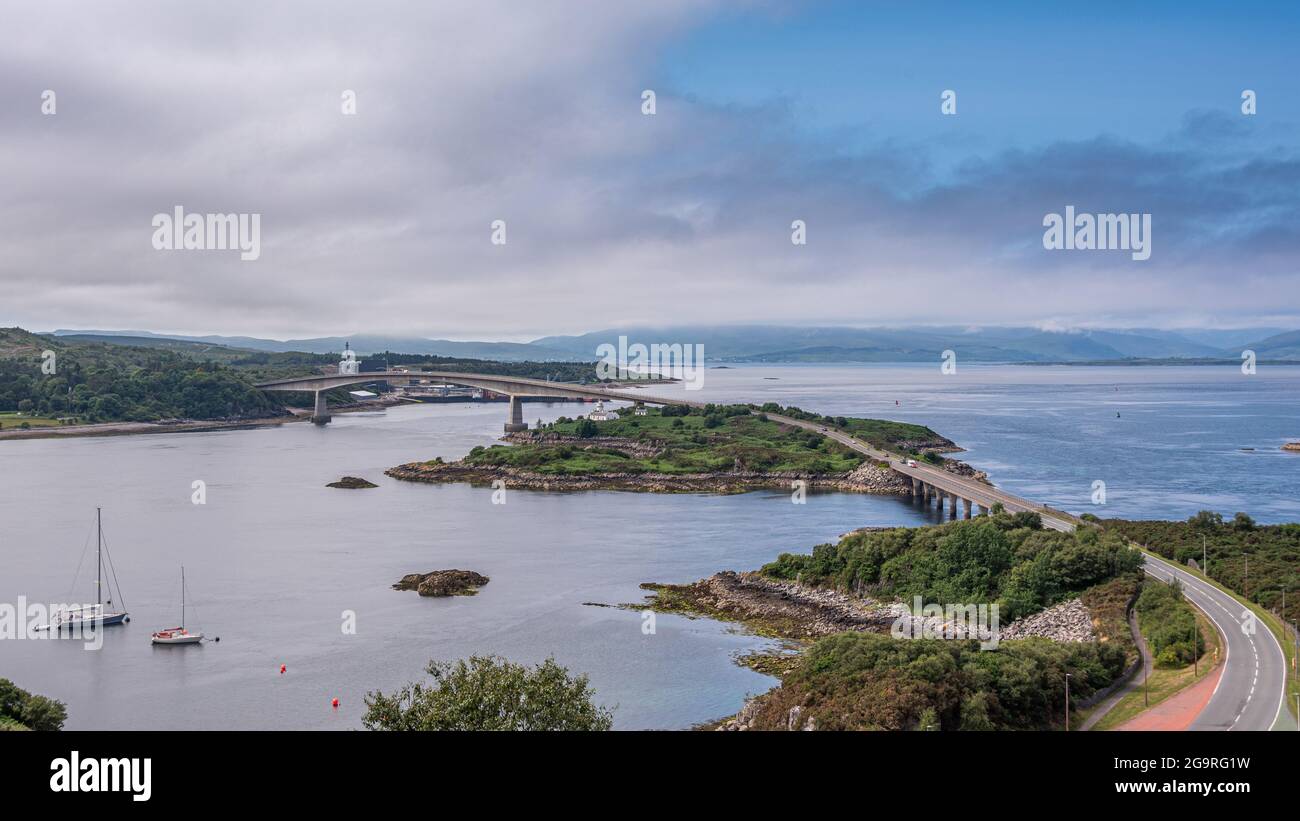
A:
[
  {"left": 331, "top": 697, "right": 339, "bottom": 709},
  {"left": 280, "top": 664, "right": 286, "bottom": 674}
]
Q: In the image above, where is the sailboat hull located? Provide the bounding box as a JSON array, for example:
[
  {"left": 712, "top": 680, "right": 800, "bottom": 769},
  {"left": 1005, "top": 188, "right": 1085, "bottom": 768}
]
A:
[
  {"left": 52, "top": 611, "right": 129, "bottom": 630},
  {"left": 151, "top": 631, "right": 202, "bottom": 645}
]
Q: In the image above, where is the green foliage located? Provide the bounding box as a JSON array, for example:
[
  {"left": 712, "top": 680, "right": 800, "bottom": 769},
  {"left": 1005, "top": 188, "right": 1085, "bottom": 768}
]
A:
[
  {"left": 761, "top": 513, "right": 1142, "bottom": 621},
  {"left": 749, "top": 632, "right": 1126, "bottom": 731},
  {"left": 0, "top": 678, "right": 67, "bottom": 731},
  {"left": 464, "top": 406, "right": 871, "bottom": 476},
  {"left": 1136, "top": 580, "right": 1205, "bottom": 668},
  {"left": 362, "top": 656, "right": 613, "bottom": 731},
  {"left": 0, "top": 327, "right": 615, "bottom": 424},
  {"left": 1103, "top": 514, "right": 1300, "bottom": 624},
  {"left": 755, "top": 402, "right": 948, "bottom": 452}
]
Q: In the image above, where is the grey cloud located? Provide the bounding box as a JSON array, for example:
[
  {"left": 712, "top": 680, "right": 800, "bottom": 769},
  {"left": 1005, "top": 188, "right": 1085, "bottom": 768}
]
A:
[{"left": 0, "top": 1, "right": 1296, "bottom": 338}]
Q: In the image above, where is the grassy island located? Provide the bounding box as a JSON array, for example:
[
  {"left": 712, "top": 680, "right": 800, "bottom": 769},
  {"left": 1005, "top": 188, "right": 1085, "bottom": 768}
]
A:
[{"left": 387, "top": 404, "right": 958, "bottom": 492}]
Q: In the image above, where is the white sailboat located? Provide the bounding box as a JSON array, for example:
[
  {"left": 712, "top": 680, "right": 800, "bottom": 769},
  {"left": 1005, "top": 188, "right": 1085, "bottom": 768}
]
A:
[
  {"left": 37, "top": 507, "right": 130, "bottom": 632},
  {"left": 151, "top": 566, "right": 203, "bottom": 646}
]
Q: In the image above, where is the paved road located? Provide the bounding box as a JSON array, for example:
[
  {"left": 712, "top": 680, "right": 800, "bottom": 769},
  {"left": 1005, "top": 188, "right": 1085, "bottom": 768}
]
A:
[
  {"left": 1141, "top": 552, "right": 1290, "bottom": 731},
  {"left": 767, "top": 413, "right": 1078, "bottom": 532}
]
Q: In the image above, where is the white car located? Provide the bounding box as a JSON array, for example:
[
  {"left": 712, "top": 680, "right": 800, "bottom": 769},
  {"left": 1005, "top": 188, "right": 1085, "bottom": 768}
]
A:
[{"left": 905, "top": 459, "right": 918, "bottom": 467}]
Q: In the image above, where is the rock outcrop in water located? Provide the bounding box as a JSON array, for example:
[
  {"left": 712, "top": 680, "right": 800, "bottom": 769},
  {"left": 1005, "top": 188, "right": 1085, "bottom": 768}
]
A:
[
  {"left": 327, "top": 476, "right": 378, "bottom": 489},
  {"left": 393, "top": 570, "right": 490, "bottom": 597}
]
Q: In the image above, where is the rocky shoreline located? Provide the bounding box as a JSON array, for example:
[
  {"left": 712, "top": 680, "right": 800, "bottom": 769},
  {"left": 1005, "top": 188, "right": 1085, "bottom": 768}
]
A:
[
  {"left": 635, "top": 569, "right": 1098, "bottom": 646},
  {"left": 638, "top": 571, "right": 902, "bottom": 638},
  {"left": 385, "top": 458, "right": 912, "bottom": 494}
]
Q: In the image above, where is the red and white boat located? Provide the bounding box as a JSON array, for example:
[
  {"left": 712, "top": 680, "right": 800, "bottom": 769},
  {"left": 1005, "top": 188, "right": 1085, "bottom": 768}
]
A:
[{"left": 151, "top": 566, "right": 204, "bottom": 646}]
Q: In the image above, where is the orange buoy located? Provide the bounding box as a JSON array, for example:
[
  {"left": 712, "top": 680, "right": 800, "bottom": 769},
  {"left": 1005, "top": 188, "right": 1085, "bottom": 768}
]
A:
[{"left": 331, "top": 697, "right": 339, "bottom": 709}]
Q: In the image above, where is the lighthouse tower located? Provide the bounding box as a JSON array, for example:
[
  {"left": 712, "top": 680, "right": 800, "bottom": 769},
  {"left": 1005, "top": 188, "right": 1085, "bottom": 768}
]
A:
[{"left": 339, "top": 342, "right": 360, "bottom": 375}]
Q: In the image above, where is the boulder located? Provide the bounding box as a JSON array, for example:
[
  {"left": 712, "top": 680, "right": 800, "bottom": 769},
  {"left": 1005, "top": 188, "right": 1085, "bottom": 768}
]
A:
[
  {"left": 393, "top": 569, "right": 490, "bottom": 597},
  {"left": 327, "top": 476, "right": 378, "bottom": 489}
]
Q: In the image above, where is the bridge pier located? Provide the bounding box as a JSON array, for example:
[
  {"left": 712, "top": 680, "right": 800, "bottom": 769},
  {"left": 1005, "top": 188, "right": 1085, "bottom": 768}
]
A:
[
  {"left": 912, "top": 478, "right": 923, "bottom": 499},
  {"left": 311, "top": 390, "right": 331, "bottom": 425},
  {"left": 504, "top": 395, "right": 527, "bottom": 433},
  {"left": 948, "top": 493, "right": 957, "bottom": 518},
  {"left": 963, "top": 498, "right": 972, "bottom": 519}
]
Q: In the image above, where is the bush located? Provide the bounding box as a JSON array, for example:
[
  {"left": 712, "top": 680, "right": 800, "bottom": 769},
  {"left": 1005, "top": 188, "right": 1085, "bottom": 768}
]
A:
[
  {"left": 1136, "top": 580, "right": 1204, "bottom": 668},
  {"left": 363, "top": 656, "right": 613, "bottom": 731},
  {"left": 745, "top": 632, "right": 1126, "bottom": 731},
  {"left": 0, "top": 679, "right": 67, "bottom": 731},
  {"left": 761, "top": 513, "right": 1142, "bottom": 621}
]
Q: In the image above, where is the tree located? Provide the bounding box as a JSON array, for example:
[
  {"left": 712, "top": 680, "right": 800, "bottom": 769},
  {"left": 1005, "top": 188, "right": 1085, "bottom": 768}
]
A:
[
  {"left": 0, "top": 678, "right": 67, "bottom": 731},
  {"left": 1188, "top": 510, "right": 1223, "bottom": 531},
  {"left": 363, "top": 656, "right": 613, "bottom": 731},
  {"left": 1231, "top": 512, "right": 1256, "bottom": 532}
]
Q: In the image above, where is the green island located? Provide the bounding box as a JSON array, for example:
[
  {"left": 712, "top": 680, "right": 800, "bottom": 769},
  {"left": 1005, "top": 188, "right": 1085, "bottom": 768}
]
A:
[{"left": 387, "top": 403, "right": 962, "bottom": 492}]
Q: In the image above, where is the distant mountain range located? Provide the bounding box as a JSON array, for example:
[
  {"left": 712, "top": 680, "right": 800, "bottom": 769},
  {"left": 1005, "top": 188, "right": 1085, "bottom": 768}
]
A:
[{"left": 45, "top": 325, "right": 1300, "bottom": 363}]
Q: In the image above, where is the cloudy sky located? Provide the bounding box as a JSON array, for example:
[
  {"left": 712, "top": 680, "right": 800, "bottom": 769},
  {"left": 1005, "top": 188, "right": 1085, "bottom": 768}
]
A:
[{"left": 2, "top": 0, "right": 1298, "bottom": 339}]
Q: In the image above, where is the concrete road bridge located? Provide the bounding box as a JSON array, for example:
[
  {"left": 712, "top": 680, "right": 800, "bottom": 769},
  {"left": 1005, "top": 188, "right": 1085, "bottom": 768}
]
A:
[
  {"left": 254, "top": 371, "right": 702, "bottom": 431},
  {"left": 255, "top": 370, "right": 1077, "bottom": 531}
]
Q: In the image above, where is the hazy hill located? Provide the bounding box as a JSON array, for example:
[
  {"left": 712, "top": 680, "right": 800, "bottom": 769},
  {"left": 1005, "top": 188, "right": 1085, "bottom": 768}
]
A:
[{"left": 44, "top": 324, "right": 1300, "bottom": 364}]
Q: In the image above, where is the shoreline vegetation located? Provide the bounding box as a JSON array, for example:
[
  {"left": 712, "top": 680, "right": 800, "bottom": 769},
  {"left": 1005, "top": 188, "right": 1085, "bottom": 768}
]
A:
[
  {"left": 634, "top": 513, "right": 1146, "bottom": 731},
  {"left": 0, "top": 326, "right": 614, "bottom": 440},
  {"left": 387, "top": 403, "right": 983, "bottom": 494},
  {"left": 1099, "top": 512, "right": 1300, "bottom": 626}
]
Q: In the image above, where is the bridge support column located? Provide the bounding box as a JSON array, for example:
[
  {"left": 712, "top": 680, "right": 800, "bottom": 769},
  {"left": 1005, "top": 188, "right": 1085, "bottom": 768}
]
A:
[
  {"left": 311, "top": 390, "right": 331, "bottom": 425},
  {"left": 504, "top": 395, "right": 527, "bottom": 433},
  {"left": 963, "top": 498, "right": 972, "bottom": 519},
  {"left": 948, "top": 494, "right": 957, "bottom": 518},
  {"left": 933, "top": 489, "right": 943, "bottom": 512},
  {"left": 911, "top": 478, "right": 922, "bottom": 498},
  {"left": 978, "top": 504, "right": 989, "bottom": 516}
]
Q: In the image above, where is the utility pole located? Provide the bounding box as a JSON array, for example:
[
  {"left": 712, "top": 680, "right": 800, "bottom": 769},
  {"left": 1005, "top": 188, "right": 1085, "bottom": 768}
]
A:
[
  {"left": 1202, "top": 535, "right": 1207, "bottom": 574},
  {"left": 1243, "top": 552, "right": 1250, "bottom": 598}
]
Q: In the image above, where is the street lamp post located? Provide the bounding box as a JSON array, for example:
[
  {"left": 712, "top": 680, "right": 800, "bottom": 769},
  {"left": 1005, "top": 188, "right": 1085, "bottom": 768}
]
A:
[{"left": 1065, "top": 673, "right": 1072, "bottom": 732}]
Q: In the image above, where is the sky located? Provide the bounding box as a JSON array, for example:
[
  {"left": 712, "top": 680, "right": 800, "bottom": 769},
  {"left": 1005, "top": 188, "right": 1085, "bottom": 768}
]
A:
[{"left": 1, "top": 0, "right": 1298, "bottom": 340}]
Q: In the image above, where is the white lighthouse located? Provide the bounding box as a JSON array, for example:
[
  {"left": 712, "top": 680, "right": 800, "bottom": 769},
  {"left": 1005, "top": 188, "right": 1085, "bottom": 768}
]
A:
[{"left": 339, "top": 342, "right": 360, "bottom": 375}]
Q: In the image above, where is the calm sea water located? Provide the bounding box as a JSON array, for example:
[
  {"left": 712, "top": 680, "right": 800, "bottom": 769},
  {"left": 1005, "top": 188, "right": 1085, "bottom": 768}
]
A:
[{"left": 1, "top": 364, "right": 1296, "bottom": 729}]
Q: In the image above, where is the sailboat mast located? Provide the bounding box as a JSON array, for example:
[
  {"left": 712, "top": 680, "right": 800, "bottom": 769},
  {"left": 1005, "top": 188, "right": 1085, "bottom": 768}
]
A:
[
  {"left": 96, "top": 507, "right": 102, "bottom": 608},
  {"left": 181, "top": 566, "right": 186, "bottom": 629}
]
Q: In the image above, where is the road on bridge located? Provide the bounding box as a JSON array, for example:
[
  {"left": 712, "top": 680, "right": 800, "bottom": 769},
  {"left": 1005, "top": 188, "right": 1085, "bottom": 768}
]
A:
[{"left": 766, "top": 412, "right": 1078, "bottom": 532}]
